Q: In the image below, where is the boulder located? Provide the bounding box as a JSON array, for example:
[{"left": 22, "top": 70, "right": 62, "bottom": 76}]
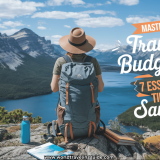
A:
[
  {"left": 0, "top": 128, "right": 7, "bottom": 141},
  {"left": 143, "top": 130, "right": 160, "bottom": 139}
]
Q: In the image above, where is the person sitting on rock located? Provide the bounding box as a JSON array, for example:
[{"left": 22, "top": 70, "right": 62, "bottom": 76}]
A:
[{"left": 50, "top": 27, "right": 104, "bottom": 143}]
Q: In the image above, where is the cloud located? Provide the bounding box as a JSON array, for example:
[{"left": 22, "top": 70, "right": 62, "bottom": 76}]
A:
[
  {"left": 126, "top": 15, "right": 160, "bottom": 23},
  {"left": 76, "top": 1, "right": 112, "bottom": 8},
  {"left": 0, "top": 0, "right": 45, "bottom": 19},
  {"left": 37, "top": 26, "right": 46, "bottom": 30},
  {"left": 32, "top": 11, "right": 90, "bottom": 19},
  {"left": 96, "top": 3, "right": 103, "bottom": 6},
  {"left": 0, "top": 29, "right": 19, "bottom": 35},
  {"left": 75, "top": 16, "right": 124, "bottom": 28},
  {"left": 46, "top": 0, "right": 85, "bottom": 6},
  {"left": 27, "top": 25, "right": 31, "bottom": 27},
  {"left": 106, "top": 1, "right": 112, "bottom": 4},
  {"left": 2, "top": 21, "right": 24, "bottom": 27},
  {"left": 0, "top": 21, "right": 24, "bottom": 29},
  {"left": 0, "top": 24, "right": 7, "bottom": 29},
  {"left": 70, "top": 0, "right": 85, "bottom": 5},
  {"left": 32, "top": 10, "right": 116, "bottom": 19},
  {"left": 82, "top": 10, "right": 116, "bottom": 16},
  {"left": 113, "top": 0, "right": 139, "bottom": 6},
  {"left": 81, "top": 3, "right": 94, "bottom": 8},
  {"left": 95, "top": 43, "right": 115, "bottom": 51},
  {"left": 38, "top": 20, "right": 46, "bottom": 26},
  {"left": 46, "top": 0, "right": 112, "bottom": 8},
  {"left": 52, "top": 35, "right": 62, "bottom": 38},
  {"left": 46, "top": 35, "right": 62, "bottom": 44},
  {"left": 64, "top": 25, "right": 71, "bottom": 28},
  {"left": 146, "top": 38, "right": 160, "bottom": 42}
]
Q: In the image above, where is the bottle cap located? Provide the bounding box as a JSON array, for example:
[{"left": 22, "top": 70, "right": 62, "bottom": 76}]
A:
[{"left": 23, "top": 116, "right": 29, "bottom": 121}]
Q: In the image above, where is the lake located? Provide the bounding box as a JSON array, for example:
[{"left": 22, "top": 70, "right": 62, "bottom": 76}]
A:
[{"left": 0, "top": 72, "right": 152, "bottom": 134}]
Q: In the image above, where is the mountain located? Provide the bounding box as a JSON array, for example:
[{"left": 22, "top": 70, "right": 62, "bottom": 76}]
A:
[
  {"left": 53, "top": 44, "right": 66, "bottom": 55},
  {"left": 87, "top": 45, "right": 136, "bottom": 63},
  {"left": 87, "top": 45, "right": 160, "bottom": 64},
  {"left": 0, "top": 28, "right": 64, "bottom": 71},
  {"left": 0, "top": 33, "right": 25, "bottom": 71},
  {"left": 0, "top": 27, "right": 159, "bottom": 100},
  {"left": 11, "top": 28, "right": 61, "bottom": 58},
  {"left": 0, "top": 28, "right": 64, "bottom": 100}
]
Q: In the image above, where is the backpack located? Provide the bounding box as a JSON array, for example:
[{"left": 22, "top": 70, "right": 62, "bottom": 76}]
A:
[{"left": 56, "top": 55, "right": 103, "bottom": 143}]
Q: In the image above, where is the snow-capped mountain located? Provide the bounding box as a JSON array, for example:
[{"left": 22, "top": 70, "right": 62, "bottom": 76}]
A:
[
  {"left": 53, "top": 44, "right": 66, "bottom": 55},
  {"left": 0, "top": 33, "right": 25, "bottom": 71},
  {"left": 11, "top": 28, "right": 62, "bottom": 58},
  {"left": 0, "top": 28, "right": 64, "bottom": 71},
  {"left": 87, "top": 45, "right": 134, "bottom": 63},
  {"left": 1, "top": 27, "right": 160, "bottom": 71},
  {"left": 87, "top": 45, "right": 160, "bottom": 64}
]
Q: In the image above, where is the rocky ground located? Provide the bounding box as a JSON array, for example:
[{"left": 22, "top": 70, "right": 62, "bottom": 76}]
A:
[
  {"left": 143, "top": 130, "right": 160, "bottom": 139},
  {"left": 0, "top": 123, "right": 149, "bottom": 160}
]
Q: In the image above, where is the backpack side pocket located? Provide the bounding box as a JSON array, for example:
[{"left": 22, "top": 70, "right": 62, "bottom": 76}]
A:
[
  {"left": 95, "top": 105, "right": 100, "bottom": 124},
  {"left": 57, "top": 104, "right": 65, "bottom": 126}
]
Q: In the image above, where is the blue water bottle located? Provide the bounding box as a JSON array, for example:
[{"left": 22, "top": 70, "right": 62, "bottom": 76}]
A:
[{"left": 21, "top": 116, "right": 30, "bottom": 144}]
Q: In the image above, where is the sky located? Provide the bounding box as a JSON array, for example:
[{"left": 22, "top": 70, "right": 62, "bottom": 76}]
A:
[{"left": 0, "top": 0, "right": 160, "bottom": 50}]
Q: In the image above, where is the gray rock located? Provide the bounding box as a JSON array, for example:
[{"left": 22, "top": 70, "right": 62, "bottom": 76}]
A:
[
  {"left": 118, "top": 153, "right": 127, "bottom": 160},
  {"left": 0, "top": 146, "right": 37, "bottom": 159},
  {"left": 110, "top": 141, "right": 118, "bottom": 153},
  {"left": 0, "top": 123, "right": 148, "bottom": 159},
  {"left": 0, "top": 123, "right": 21, "bottom": 128},
  {"left": 118, "top": 146, "right": 132, "bottom": 157},
  {"left": 133, "top": 152, "right": 143, "bottom": 160},
  {"left": 130, "top": 145, "right": 139, "bottom": 153},
  {"left": 135, "top": 143, "right": 147, "bottom": 153},
  {"left": 108, "top": 151, "right": 117, "bottom": 160},
  {"left": 84, "top": 135, "right": 108, "bottom": 156},
  {"left": 142, "top": 152, "right": 148, "bottom": 159},
  {"left": 46, "top": 136, "right": 54, "bottom": 143},
  {"left": 0, "top": 128, "right": 7, "bottom": 141},
  {"left": 142, "top": 130, "right": 160, "bottom": 139}
]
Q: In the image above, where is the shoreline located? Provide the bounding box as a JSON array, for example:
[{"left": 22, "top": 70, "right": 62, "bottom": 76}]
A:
[
  {"left": 0, "top": 65, "right": 153, "bottom": 102},
  {"left": 0, "top": 90, "right": 52, "bottom": 102},
  {"left": 119, "top": 121, "right": 152, "bottom": 132}
]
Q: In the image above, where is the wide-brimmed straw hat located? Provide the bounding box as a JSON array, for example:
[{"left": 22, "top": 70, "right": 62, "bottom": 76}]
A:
[{"left": 59, "top": 27, "right": 96, "bottom": 54}]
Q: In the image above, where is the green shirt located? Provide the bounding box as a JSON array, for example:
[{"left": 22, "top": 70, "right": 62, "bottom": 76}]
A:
[{"left": 53, "top": 54, "right": 101, "bottom": 76}]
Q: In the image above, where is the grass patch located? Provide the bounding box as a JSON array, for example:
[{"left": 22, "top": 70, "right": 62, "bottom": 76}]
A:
[
  {"left": 43, "top": 121, "right": 51, "bottom": 126},
  {"left": 54, "top": 136, "right": 64, "bottom": 145},
  {"left": 31, "top": 125, "right": 39, "bottom": 130},
  {"left": 145, "top": 154, "right": 160, "bottom": 160},
  {"left": 126, "top": 132, "right": 144, "bottom": 146},
  {"left": 0, "top": 132, "right": 18, "bottom": 142},
  {"left": 40, "top": 139, "right": 47, "bottom": 144},
  {"left": 144, "top": 136, "right": 160, "bottom": 144},
  {"left": 0, "top": 141, "right": 23, "bottom": 147},
  {"left": 6, "top": 125, "right": 39, "bottom": 133}
]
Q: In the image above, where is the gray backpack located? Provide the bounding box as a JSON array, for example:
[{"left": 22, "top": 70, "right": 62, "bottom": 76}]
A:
[{"left": 56, "top": 55, "right": 101, "bottom": 143}]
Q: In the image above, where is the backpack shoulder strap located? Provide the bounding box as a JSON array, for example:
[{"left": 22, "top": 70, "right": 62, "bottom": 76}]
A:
[
  {"left": 96, "top": 119, "right": 106, "bottom": 135},
  {"left": 84, "top": 55, "right": 92, "bottom": 62},
  {"left": 63, "top": 55, "right": 72, "bottom": 63}
]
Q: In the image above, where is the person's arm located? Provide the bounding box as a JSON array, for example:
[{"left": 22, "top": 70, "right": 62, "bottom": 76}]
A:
[
  {"left": 91, "top": 57, "right": 104, "bottom": 92},
  {"left": 96, "top": 74, "right": 104, "bottom": 92},
  {"left": 51, "top": 57, "right": 66, "bottom": 92},
  {"left": 50, "top": 74, "right": 60, "bottom": 93}
]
